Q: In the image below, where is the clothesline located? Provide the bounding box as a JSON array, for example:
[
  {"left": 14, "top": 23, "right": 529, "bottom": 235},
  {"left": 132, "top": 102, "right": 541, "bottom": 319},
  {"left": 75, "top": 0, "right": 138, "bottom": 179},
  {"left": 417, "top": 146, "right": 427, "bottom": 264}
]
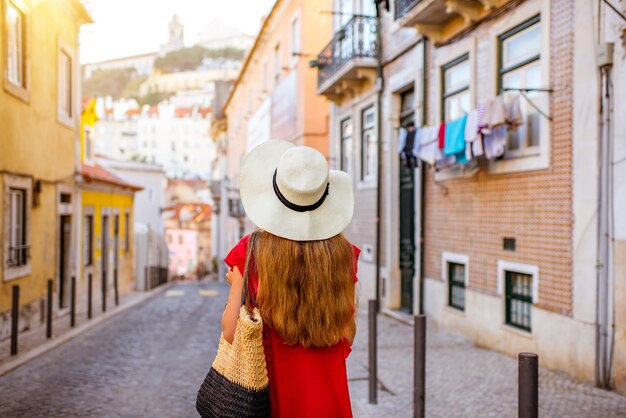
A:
[{"left": 398, "top": 92, "right": 526, "bottom": 170}]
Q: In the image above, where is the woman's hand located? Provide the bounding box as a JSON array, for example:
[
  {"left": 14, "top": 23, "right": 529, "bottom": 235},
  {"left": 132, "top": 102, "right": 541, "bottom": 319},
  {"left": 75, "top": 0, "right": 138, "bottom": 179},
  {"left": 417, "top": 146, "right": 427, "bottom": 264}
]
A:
[
  {"left": 221, "top": 265, "right": 244, "bottom": 344},
  {"left": 226, "top": 266, "right": 243, "bottom": 286}
]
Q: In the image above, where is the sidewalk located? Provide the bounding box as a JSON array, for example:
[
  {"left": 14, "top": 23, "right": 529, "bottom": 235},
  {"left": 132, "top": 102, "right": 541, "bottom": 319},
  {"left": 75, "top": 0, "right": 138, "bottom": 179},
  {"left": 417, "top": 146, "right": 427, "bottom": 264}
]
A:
[
  {"left": 347, "top": 311, "right": 626, "bottom": 418},
  {"left": 0, "top": 282, "right": 173, "bottom": 376}
]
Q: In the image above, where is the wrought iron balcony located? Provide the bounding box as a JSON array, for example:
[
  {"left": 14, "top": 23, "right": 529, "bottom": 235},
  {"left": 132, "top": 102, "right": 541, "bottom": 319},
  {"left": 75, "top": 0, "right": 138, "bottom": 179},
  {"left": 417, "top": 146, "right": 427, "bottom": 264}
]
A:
[
  {"left": 395, "top": 0, "right": 502, "bottom": 43},
  {"left": 395, "top": 0, "right": 422, "bottom": 20},
  {"left": 316, "top": 15, "right": 379, "bottom": 99}
]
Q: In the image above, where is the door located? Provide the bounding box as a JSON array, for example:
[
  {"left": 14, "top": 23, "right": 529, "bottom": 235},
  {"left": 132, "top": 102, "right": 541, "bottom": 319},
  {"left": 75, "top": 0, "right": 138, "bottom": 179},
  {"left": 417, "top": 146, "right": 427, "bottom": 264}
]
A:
[
  {"left": 399, "top": 89, "right": 415, "bottom": 313},
  {"left": 101, "top": 214, "right": 108, "bottom": 311},
  {"left": 114, "top": 214, "right": 119, "bottom": 304},
  {"left": 58, "top": 215, "right": 72, "bottom": 309}
]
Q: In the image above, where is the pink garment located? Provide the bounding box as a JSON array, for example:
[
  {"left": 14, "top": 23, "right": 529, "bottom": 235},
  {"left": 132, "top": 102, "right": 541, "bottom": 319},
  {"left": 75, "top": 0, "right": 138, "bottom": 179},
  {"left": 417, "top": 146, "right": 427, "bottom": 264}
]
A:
[{"left": 505, "top": 94, "right": 523, "bottom": 128}]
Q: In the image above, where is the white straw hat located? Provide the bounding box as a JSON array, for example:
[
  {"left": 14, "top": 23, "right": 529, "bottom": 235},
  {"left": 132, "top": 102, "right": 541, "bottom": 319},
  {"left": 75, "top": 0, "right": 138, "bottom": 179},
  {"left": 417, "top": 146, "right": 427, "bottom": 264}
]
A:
[{"left": 239, "top": 140, "right": 354, "bottom": 241}]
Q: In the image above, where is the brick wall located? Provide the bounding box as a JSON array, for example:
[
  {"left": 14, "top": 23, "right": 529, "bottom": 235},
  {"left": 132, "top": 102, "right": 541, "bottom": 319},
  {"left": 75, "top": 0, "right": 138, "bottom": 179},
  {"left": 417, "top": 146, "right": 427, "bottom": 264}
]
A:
[{"left": 423, "top": 0, "right": 575, "bottom": 316}]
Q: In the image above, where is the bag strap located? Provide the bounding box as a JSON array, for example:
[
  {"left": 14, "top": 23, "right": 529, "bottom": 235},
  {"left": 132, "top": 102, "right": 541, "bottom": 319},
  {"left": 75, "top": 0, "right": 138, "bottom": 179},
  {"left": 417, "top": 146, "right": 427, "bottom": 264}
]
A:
[{"left": 241, "top": 231, "right": 260, "bottom": 308}]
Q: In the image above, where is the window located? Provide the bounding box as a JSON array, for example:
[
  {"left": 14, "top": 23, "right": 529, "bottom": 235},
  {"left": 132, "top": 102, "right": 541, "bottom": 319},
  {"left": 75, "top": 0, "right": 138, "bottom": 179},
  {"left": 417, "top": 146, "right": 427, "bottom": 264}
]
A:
[
  {"left": 505, "top": 271, "right": 533, "bottom": 331},
  {"left": 340, "top": 118, "right": 353, "bottom": 176},
  {"left": 168, "top": 233, "right": 172, "bottom": 244},
  {"left": 290, "top": 17, "right": 300, "bottom": 63},
  {"left": 84, "top": 214, "right": 94, "bottom": 266},
  {"left": 443, "top": 252, "right": 468, "bottom": 311},
  {"left": 400, "top": 88, "right": 415, "bottom": 127},
  {"left": 179, "top": 235, "right": 183, "bottom": 245},
  {"left": 441, "top": 54, "right": 470, "bottom": 122},
  {"left": 361, "top": 106, "right": 377, "bottom": 182},
  {"left": 8, "top": 188, "right": 27, "bottom": 267},
  {"left": 124, "top": 212, "right": 130, "bottom": 252},
  {"left": 262, "top": 61, "right": 268, "bottom": 91},
  {"left": 85, "top": 125, "right": 95, "bottom": 162},
  {"left": 273, "top": 43, "right": 281, "bottom": 86},
  {"left": 58, "top": 48, "right": 73, "bottom": 123},
  {"left": 5, "top": 1, "right": 25, "bottom": 89},
  {"left": 448, "top": 262, "right": 466, "bottom": 311},
  {"left": 498, "top": 16, "right": 542, "bottom": 157}
]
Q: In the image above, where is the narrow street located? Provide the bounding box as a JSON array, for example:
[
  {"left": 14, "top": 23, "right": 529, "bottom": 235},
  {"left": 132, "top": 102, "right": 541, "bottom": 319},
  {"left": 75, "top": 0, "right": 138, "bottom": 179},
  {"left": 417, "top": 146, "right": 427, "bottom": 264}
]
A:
[
  {"left": 1, "top": 280, "right": 626, "bottom": 417},
  {"left": 0, "top": 281, "right": 224, "bottom": 418}
]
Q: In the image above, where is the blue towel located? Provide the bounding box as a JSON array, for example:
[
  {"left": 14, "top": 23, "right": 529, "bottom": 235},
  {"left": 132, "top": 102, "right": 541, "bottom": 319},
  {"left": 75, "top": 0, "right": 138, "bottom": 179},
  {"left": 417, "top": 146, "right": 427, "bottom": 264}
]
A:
[{"left": 443, "top": 115, "right": 468, "bottom": 163}]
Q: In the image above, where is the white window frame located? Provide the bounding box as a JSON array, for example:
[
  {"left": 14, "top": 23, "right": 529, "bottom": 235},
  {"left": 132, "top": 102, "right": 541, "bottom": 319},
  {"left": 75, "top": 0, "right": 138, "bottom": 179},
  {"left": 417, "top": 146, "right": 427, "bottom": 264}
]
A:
[
  {"left": 433, "top": 37, "right": 478, "bottom": 181},
  {"left": 340, "top": 117, "right": 354, "bottom": 178},
  {"left": 57, "top": 38, "right": 75, "bottom": 128},
  {"left": 3, "top": 174, "right": 32, "bottom": 281},
  {"left": 3, "top": 0, "right": 28, "bottom": 102},
  {"left": 360, "top": 105, "right": 377, "bottom": 186},
  {"left": 442, "top": 252, "right": 469, "bottom": 310},
  {"left": 497, "top": 260, "right": 538, "bottom": 303},
  {"left": 488, "top": 3, "right": 550, "bottom": 174}
]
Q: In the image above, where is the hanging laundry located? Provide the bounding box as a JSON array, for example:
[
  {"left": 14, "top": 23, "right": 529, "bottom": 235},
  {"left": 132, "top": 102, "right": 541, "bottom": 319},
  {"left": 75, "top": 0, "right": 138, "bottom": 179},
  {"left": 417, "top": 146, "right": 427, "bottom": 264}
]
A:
[
  {"left": 438, "top": 123, "right": 446, "bottom": 149},
  {"left": 464, "top": 108, "right": 479, "bottom": 160},
  {"left": 472, "top": 102, "right": 488, "bottom": 157},
  {"left": 505, "top": 94, "right": 523, "bottom": 128},
  {"left": 484, "top": 94, "right": 506, "bottom": 128},
  {"left": 444, "top": 115, "right": 469, "bottom": 164},
  {"left": 401, "top": 124, "right": 419, "bottom": 168},
  {"left": 417, "top": 125, "right": 439, "bottom": 165},
  {"left": 397, "top": 127, "right": 407, "bottom": 154},
  {"left": 482, "top": 124, "right": 507, "bottom": 159}
]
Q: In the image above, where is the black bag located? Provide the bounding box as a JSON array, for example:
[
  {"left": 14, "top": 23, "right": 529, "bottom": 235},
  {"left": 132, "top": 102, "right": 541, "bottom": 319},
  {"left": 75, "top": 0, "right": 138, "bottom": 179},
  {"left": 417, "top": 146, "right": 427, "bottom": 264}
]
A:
[{"left": 196, "top": 232, "right": 270, "bottom": 418}]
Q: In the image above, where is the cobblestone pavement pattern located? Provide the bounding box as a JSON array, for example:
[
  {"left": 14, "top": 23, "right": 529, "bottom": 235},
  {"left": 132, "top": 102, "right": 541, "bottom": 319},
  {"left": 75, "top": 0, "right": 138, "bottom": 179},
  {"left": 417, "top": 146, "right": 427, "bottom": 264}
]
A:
[
  {"left": 348, "top": 311, "right": 626, "bottom": 418},
  {"left": 1, "top": 281, "right": 625, "bottom": 417}
]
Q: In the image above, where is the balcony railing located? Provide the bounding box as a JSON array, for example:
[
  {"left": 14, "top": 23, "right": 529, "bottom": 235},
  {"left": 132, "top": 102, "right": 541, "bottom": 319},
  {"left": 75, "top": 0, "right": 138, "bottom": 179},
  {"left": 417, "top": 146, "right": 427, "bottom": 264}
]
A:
[
  {"left": 395, "top": 0, "right": 422, "bottom": 20},
  {"left": 7, "top": 244, "right": 30, "bottom": 267},
  {"left": 316, "top": 15, "right": 378, "bottom": 88}
]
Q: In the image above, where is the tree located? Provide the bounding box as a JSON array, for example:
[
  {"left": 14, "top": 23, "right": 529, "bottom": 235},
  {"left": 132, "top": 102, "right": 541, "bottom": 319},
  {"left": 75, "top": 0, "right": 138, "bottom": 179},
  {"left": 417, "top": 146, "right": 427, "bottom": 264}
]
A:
[{"left": 154, "top": 46, "right": 246, "bottom": 73}]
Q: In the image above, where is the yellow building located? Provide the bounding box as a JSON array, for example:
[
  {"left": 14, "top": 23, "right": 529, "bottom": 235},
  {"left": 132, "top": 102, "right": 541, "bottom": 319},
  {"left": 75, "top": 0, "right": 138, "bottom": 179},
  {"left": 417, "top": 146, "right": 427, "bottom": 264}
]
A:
[
  {"left": 79, "top": 99, "right": 141, "bottom": 312},
  {"left": 0, "top": 0, "right": 91, "bottom": 341}
]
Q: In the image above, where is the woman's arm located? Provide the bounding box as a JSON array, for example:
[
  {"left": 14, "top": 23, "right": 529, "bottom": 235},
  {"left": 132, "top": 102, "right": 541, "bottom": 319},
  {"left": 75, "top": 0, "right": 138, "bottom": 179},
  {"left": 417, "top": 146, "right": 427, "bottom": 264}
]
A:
[
  {"left": 221, "top": 266, "right": 244, "bottom": 344},
  {"left": 345, "top": 316, "right": 357, "bottom": 346}
]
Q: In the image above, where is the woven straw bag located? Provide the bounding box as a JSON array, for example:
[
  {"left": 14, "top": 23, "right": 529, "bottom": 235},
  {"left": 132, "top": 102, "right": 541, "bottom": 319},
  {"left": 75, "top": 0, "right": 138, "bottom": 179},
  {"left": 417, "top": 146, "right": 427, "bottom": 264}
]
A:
[{"left": 196, "top": 233, "right": 270, "bottom": 418}]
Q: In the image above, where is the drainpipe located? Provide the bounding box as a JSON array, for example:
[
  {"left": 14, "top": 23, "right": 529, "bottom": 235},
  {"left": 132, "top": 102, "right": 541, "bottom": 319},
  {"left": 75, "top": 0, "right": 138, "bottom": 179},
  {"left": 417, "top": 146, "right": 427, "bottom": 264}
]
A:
[
  {"left": 596, "top": 60, "right": 615, "bottom": 389},
  {"left": 418, "top": 37, "right": 428, "bottom": 315},
  {"left": 375, "top": 3, "right": 384, "bottom": 311}
]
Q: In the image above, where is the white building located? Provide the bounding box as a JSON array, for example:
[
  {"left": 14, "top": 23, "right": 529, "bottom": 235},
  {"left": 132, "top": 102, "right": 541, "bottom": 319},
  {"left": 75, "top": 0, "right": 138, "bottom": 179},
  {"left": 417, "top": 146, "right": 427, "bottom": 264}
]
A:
[
  {"left": 196, "top": 19, "right": 255, "bottom": 51},
  {"left": 97, "top": 157, "right": 169, "bottom": 290},
  {"left": 83, "top": 52, "right": 158, "bottom": 79},
  {"left": 94, "top": 101, "right": 216, "bottom": 180}
]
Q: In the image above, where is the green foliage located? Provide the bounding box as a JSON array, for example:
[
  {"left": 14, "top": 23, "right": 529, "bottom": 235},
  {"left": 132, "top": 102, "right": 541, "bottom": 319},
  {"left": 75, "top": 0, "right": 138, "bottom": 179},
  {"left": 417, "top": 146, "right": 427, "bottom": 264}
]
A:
[
  {"left": 154, "top": 46, "right": 245, "bottom": 73},
  {"left": 139, "top": 91, "right": 171, "bottom": 106},
  {"left": 83, "top": 68, "right": 136, "bottom": 99},
  {"left": 82, "top": 68, "right": 148, "bottom": 100}
]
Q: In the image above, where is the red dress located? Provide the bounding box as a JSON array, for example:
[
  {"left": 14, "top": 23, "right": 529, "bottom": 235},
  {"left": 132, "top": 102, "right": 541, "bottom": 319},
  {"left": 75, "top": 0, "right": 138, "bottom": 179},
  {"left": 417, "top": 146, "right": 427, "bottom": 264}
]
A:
[{"left": 225, "top": 235, "right": 360, "bottom": 418}]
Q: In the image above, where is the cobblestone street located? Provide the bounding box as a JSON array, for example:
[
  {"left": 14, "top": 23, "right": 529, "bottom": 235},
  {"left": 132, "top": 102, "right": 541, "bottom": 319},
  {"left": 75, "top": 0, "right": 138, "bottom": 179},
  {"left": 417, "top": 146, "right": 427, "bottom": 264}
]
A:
[{"left": 1, "top": 280, "right": 625, "bottom": 417}]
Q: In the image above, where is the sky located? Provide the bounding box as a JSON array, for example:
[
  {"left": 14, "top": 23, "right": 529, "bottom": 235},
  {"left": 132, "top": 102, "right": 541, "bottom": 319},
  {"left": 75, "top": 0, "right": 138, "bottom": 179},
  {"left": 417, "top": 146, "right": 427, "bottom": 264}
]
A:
[{"left": 80, "top": 0, "right": 276, "bottom": 63}]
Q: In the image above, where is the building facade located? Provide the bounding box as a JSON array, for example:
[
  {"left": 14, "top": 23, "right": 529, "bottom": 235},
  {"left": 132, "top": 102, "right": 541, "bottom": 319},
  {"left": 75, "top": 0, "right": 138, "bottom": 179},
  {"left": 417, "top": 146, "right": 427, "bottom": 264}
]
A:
[
  {"left": 79, "top": 101, "right": 141, "bottom": 310},
  {"left": 94, "top": 102, "right": 216, "bottom": 179},
  {"left": 219, "top": 0, "right": 333, "bottom": 256},
  {"left": 0, "top": 0, "right": 91, "bottom": 341},
  {"left": 319, "top": 0, "right": 626, "bottom": 393},
  {"left": 82, "top": 52, "right": 158, "bottom": 80},
  {"left": 97, "top": 157, "right": 169, "bottom": 291},
  {"left": 313, "top": 0, "right": 381, "bottom": 301}
]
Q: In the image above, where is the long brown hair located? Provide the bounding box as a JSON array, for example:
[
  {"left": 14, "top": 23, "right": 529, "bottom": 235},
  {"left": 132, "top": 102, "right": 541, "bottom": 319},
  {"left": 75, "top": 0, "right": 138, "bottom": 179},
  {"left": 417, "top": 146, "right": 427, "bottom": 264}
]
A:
[{"left": 252, "top": 230, "right": 356, "bottom": 348}]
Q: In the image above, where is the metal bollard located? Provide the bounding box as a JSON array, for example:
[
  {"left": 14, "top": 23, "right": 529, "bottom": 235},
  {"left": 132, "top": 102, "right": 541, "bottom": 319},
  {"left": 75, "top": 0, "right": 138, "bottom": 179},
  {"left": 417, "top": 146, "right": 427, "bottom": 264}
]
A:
[
  {"left": 518, "top": 352, "right": 538, "bottom": 418},
  {"left": 87, "top": 273, "right": 93, "bottom": 320},
  {"left": 368, "top": 299, "right": 378, "bottom": 404},
  {"left": 46, "top": 279, "right": 53, "bottom": 339},
  {"left": 70, "top": 276, "right": 76, "bottom": 327},
  {"left": 113, "top": 269, "right": 119, "bottom": 306},
  {"left": 10, "top": 285, "right": 19, "bottom": 355},
  {"left": 102, "top": 271, "right": 107, "bottom": 313},
  {"left": 414, "top": 314, "right": 426, "bottom": 418}
]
